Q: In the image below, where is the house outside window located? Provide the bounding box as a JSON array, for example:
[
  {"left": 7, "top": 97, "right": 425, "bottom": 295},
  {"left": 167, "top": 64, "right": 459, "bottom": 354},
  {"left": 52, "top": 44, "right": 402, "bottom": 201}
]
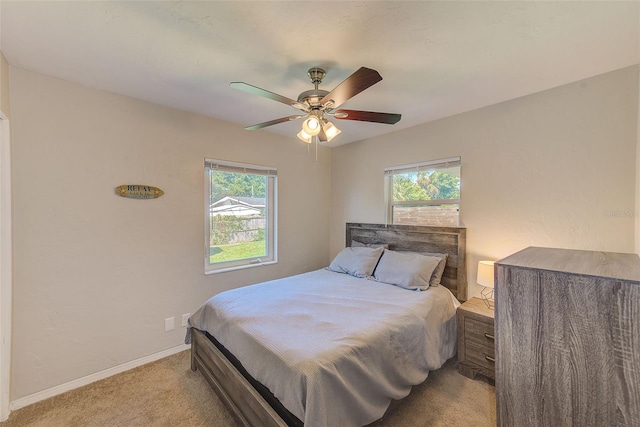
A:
[
  {"left": 204, "top": 159, "right": 277, "bottom": 274},
  {"left": 385, "top": 157, "right": 461, "bottom": 227}
]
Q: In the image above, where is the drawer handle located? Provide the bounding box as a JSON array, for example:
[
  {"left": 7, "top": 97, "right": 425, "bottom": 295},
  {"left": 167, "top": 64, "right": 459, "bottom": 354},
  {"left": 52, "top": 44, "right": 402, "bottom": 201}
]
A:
[
  {"left": 485, "top": 355, "right": 495, "bottom": 363},
  {"left": 484, "top": 333, "right": 494, "bottom": 340}
]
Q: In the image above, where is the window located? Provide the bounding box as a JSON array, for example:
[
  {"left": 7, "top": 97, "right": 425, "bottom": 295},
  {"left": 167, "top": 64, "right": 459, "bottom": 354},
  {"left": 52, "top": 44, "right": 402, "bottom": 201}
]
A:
[
  {"left": 204, "top": 159, "right": 277, "bottom": 274},
  {"left": 385, "top": 157, "right": 461, "bottom": 227}
]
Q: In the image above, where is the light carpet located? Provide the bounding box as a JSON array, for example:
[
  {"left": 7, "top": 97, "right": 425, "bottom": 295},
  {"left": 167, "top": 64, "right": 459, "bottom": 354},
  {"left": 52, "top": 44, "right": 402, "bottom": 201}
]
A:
[{"left": 1, "top": 351, "right": 495, "bottom": 426}]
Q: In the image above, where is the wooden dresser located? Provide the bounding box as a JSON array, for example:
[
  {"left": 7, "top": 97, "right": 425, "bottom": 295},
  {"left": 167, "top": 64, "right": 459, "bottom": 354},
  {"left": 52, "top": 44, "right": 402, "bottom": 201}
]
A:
[
  {"left": 495, "top": 247, "right": 640, "bottom": 427},
  {"left": 457, "top": 297, "right": 495, "bottom": 380}
]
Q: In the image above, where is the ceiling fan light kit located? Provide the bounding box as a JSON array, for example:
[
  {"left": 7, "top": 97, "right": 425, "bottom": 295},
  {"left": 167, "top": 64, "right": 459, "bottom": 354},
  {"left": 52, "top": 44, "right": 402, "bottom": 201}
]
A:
[{"left": 230, "top": 66, "right": 401, "bottom": 146}]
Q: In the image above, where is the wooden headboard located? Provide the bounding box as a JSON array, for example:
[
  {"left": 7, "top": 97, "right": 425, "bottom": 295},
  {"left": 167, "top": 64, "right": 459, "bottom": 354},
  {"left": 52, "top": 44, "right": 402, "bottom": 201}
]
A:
[{"left": 346, "top": 223, "right": 468, "bottom": 301}]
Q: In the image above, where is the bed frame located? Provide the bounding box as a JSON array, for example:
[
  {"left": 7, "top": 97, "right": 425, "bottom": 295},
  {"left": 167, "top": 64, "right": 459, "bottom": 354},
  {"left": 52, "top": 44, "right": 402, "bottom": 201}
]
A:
[{"left": 191, "top": 223, "right": 467, "bottom": 427}]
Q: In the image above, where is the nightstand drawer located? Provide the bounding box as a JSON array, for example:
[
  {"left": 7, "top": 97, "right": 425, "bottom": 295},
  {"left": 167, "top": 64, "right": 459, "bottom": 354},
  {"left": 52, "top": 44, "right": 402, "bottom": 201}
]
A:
[
  {"left": 457, "top": 297, "right": 495, "bottom": 380},
  {"left": 465, "top": 339, "right": 495, "bottom": 371},
  {"left": 464, "top": 317, "right": 495, "bottom": 348}
]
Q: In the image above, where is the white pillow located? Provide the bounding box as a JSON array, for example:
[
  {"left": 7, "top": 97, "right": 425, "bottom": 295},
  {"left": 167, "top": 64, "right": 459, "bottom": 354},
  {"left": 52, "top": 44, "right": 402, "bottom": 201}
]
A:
[
  {"left": 328, "top": 246, "right": 384, "bottom": 278},
  {"left": 373, "top": 249, "right": 442, "bottom": 291}
]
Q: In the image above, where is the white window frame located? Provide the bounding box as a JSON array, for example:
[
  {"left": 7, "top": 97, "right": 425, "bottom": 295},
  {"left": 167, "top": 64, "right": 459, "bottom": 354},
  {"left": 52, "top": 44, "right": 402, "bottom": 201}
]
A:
[
  {"left": 204, "top": 158, "right": 277, "bottom": 274},
  {"left": 384, "top": 156, "right": 461, "bottom": 225}
]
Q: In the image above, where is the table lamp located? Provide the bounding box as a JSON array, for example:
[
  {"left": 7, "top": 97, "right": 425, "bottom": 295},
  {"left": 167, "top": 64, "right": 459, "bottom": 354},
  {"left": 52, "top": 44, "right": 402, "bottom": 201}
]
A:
[{"left": 477, "top": 260, "right": 495, "bottom": 308}]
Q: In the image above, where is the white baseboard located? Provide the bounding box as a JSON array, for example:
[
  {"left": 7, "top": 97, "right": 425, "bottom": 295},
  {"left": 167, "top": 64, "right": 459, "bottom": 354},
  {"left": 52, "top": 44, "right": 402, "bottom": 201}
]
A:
[{"left": 10, "top": 343, "right": 190, "bottom": 411}]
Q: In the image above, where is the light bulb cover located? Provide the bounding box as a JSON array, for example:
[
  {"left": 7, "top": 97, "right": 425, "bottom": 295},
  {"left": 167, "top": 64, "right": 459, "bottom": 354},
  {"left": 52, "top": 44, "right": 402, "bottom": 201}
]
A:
[
  {"left": 302, "top": 117, "right": 321, "bottom": 136},
  {"left": 297, "top": 129, "right": 312, "bottom": 143},
  {"left": 322, "top": 120, "right": 342, "bottom": 142}
]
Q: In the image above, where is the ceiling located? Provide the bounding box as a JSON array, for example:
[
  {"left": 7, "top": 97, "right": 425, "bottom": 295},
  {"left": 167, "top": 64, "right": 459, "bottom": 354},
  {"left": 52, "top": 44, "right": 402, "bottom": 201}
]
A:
[{"left": 1, "top": 1, "right": 638, "bottom": 146}]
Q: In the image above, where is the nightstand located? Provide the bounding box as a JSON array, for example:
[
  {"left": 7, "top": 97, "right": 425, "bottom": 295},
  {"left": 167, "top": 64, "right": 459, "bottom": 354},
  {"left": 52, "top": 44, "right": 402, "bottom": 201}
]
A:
[{"left": 457, "top": 297, "right": 495, "bottom": 380}]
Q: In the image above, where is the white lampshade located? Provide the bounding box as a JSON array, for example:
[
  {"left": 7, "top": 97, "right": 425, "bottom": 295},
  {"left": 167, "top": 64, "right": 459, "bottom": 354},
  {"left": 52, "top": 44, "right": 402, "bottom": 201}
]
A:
[
  {"left": 302, "top": 117, "right": 321, "bottom": 136},
  {"left": 322, "top": 120, "right": 341, "bottom": 142},
  {"left": 477, "top": 261, "right": 495, "bottom": 289},
  {"left": 297, "top": 129, "right": 313, "bottom": 143}
]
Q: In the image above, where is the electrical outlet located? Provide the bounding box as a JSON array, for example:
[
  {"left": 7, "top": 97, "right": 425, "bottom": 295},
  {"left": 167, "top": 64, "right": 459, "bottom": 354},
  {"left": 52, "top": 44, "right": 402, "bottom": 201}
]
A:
[
  {"left": 164, "top": 317, "right": 175, "bottom": 332},
  {"left": 182, "top": 313, "right": 190, "bottom": 327}
]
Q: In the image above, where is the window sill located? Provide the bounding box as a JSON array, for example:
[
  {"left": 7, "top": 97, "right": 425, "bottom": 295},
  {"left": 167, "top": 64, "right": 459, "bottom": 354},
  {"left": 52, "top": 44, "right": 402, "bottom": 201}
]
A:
[{"left": 205, "top": 260, "right": 277, "bottom": 275}]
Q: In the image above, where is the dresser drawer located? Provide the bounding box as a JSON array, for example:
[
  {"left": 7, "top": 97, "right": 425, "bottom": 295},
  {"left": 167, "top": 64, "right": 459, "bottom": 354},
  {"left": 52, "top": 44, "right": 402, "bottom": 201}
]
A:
[
  {"left": 465, "top": 339, "right": 495, "bottom": 371},
  {"left": 464, "top": 317, "right": 495, "bottom": 348}
]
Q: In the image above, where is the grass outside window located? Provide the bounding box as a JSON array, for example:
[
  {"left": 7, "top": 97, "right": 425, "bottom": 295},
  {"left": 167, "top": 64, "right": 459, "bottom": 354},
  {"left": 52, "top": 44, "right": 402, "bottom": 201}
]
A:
[{"left": 210, "top": 240, "right": 266, "bottom": 263}]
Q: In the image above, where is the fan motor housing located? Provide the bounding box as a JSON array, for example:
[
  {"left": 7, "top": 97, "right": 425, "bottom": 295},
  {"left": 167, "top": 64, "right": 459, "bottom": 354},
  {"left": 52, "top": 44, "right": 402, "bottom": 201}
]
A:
[{"left": 297, "top": 89, "right": 329, "bottom": 107}]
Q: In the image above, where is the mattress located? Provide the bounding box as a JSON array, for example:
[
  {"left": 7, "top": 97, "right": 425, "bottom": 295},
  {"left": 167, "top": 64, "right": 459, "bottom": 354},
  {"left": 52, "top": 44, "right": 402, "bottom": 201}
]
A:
[{"left": 187, "top": 268, "right": 459, "bottom": 427}]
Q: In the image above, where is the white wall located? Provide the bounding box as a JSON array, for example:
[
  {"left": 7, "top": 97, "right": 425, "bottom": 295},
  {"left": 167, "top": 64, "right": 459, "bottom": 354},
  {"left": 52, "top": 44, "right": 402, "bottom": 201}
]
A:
[
  {"left": 0, "top": 52, "right": 9, "bottom": 117},
  {"left": 330, "top": 66, "right": 639, "bottom": 299},
  {"left": 0, "top": 50, "right": 12, "bottom": 422},
  {"left": 9, "top": 68, "right": 331, "bottom": 399}
]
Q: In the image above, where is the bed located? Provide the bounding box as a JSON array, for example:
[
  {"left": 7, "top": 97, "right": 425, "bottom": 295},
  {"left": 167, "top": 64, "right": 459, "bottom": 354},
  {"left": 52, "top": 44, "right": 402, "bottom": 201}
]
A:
[{"left": 187, "top": 223, "right": 467, "bottom": 427}]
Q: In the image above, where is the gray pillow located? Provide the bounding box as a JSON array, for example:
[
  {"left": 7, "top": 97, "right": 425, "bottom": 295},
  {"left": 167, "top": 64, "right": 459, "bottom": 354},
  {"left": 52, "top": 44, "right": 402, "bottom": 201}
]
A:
[
  {"left": 328, "top": 246, "right": 384, "bottom": 278},
  {"left": 393, "top": 251, "right": 449, "bottom": 286},
  {"left": 351, "top": 240, "right": 389, "bottom": 249},
  {"left": 421, "top": 252, "right": 448, "bottom": 286},
  {"left": 373, "top": 249, "right": 442, "bottom": 291}
]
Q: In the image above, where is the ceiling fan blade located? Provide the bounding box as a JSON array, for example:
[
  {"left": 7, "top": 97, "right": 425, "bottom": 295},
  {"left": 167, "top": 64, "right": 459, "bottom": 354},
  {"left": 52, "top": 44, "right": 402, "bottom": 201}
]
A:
[
  {"left": 230, "top": 82, "right": 308, "bottom": 111},
  {"left": 245, "top": 115, "right": 304, "bottom": 130},
  {"left": 333, "top": 109, "right": 401, "bottom": 125},
  {"left": 320, "top": 67, "right": 383, "bottom": 109}
]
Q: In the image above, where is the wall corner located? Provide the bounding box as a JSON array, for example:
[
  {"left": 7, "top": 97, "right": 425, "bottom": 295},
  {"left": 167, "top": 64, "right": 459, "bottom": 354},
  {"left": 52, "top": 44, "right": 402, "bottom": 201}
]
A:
[{"left": 636, "top": 65, "right": 640, "bottom": 255}]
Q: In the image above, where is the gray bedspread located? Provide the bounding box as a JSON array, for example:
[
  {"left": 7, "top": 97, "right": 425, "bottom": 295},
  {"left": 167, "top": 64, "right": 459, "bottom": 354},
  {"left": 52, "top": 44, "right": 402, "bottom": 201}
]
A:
[{"left": 187, "top": 268, "right": 459, "bottom": 427}]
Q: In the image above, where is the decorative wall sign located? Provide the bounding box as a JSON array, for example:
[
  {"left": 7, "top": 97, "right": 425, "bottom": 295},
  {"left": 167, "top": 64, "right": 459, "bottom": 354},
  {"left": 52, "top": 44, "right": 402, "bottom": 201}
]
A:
[{"left": 115, "top": 185, "right": 164, "bottom": 199}]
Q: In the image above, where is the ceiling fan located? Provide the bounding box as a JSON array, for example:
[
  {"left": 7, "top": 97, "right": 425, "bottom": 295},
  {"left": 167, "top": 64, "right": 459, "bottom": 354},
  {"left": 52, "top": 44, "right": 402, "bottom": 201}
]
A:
[{"left": 230, "top": 66, "right": 401, "bottom": 143}]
